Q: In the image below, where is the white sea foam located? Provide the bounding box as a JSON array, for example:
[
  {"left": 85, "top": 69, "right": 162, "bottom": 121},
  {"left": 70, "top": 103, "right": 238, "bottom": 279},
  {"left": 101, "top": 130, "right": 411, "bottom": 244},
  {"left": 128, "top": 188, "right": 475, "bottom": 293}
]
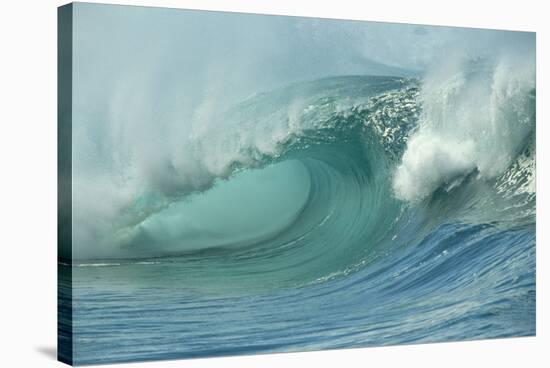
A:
[
  {"left": 76, "top": 263, "right": 122, "bottom": 267},
  {"left": 393, "top": 52, "right": 535, "bottom": 202}
]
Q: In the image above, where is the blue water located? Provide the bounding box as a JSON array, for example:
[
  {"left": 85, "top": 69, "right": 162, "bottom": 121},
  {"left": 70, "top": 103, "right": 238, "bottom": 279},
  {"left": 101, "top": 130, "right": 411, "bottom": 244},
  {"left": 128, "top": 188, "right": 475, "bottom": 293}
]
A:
[{"left": 60, "top": 76, "right": 535, "bottom": 365}]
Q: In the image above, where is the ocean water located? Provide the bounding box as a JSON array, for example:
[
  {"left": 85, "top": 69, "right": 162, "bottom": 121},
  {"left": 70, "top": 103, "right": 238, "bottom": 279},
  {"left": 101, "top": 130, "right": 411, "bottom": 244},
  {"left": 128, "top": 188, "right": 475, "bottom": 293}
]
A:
[{"left": 59, "top": 74, "right": 535, "bottom": 365}]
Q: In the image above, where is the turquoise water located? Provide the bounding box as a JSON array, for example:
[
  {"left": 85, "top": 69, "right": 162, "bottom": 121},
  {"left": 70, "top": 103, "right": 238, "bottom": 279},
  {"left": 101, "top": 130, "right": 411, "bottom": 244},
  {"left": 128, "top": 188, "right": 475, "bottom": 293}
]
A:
[{"left": 60, "top": 76, "right": 535, "bottom": 365}]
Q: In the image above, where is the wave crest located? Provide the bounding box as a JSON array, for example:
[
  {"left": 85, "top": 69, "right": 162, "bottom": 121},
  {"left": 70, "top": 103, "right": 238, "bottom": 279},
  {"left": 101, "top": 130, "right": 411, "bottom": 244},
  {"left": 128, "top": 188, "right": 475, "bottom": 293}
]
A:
[{"left": 393, "top": 55, "right": 535, "bottom": 201}]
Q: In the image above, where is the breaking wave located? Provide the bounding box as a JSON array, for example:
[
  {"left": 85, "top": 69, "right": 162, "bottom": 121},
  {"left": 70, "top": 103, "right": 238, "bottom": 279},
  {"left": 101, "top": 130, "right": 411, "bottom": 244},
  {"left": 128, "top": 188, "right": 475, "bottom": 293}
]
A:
[
  {"left": 73, "top": 64, "right": 535, "bottom": 293},
  {"left": 66, "top": 61, "right": 536, "bottom": 365}
]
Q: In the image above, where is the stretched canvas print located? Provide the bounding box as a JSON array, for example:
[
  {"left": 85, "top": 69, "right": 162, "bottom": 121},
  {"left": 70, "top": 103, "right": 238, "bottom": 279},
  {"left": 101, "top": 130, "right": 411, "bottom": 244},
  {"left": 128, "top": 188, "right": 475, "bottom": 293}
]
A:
[{"left": 58, "top": 2, "right": 536, "bottom": 366}]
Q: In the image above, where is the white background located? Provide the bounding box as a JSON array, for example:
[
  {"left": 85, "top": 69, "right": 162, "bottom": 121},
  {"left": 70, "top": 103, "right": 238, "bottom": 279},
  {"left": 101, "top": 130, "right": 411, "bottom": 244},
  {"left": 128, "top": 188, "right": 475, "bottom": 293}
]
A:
[{"left": 0, "top": 0, "right": 547, "bottom": 367}]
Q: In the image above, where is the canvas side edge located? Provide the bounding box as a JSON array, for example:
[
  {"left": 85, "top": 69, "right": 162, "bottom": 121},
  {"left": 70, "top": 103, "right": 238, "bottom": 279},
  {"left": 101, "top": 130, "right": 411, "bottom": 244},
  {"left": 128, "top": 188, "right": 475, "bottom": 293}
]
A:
[{"left": 58, "top": 3, "right": 74, "bottom": 366}]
